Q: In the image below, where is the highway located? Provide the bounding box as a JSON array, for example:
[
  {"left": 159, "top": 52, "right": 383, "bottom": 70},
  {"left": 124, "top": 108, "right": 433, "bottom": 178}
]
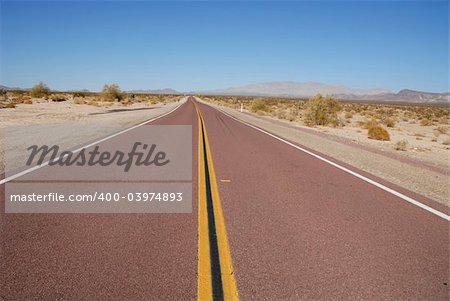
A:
[{"left": 1, "top": 97, "right": 449, "bottom": 300}]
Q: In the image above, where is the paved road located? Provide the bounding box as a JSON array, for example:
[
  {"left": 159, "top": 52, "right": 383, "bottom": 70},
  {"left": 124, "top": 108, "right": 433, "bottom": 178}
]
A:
[{"left": 1, "top": 97, "right": 449, "bottom": 300}]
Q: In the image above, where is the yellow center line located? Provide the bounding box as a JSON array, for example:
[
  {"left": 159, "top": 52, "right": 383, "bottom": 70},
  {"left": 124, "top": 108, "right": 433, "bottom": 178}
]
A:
[{"left": 194, "top": 101, "right": 239, "bottom": 301}]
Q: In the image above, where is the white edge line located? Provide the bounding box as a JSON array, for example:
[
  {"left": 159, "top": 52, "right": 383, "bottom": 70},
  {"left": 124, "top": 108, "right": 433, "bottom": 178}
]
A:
[
  {"left": 208, "top": 102, "right": 450, "bottom": 221},
  {"left": 0, "top": 100, "right": 186, "bottom": 185}
]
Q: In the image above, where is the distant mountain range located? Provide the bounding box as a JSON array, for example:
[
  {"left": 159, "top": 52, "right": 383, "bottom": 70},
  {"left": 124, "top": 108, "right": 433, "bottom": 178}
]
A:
[
  {"left": 128, "top": 88, "right": 179, "bottom": 95},
  {"left": 200, "top": 82, "right": 449, "bottom": 104},
  {"left": 0, "top": 84, "right": 25, "bottom": 91},
  {"left": 2, "top": 82, "right": 448, "bottom": 103},
  {"left": 334, "top": 89, "right": 450, "bottom": 104},
  {"left": 204, "top": 82, "right": 390, "bottom": 97}
]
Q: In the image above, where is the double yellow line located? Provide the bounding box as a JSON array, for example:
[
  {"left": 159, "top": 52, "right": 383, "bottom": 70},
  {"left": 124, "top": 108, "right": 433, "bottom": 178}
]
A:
[{"left": 194, "top": 101, "right": 239, "bottom": 301}]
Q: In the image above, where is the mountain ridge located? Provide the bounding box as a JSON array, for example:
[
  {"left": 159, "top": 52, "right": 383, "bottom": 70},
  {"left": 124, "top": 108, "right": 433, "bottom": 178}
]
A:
[
  {"left": 205, "top": 81, "right": 391, "bottom": 97},
  {"left": 128, "top": 88, "right": 179, "bottom": 95}
]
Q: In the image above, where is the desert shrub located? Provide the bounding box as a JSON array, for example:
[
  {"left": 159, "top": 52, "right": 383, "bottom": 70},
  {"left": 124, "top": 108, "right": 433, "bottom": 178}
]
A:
[
  {"left": 276, "top": 110, "right": 287, "bottom": 119},
  {"left": 394, "top": 140, "right": 408, "bottom": 151},
  {"left": 383, "top": 117, "right": 396, "bottom": 128},
  {"left": 73, "top": 92, "right": 88, "bottom": 98},
  {"left": 251, "top": 98, "right": 269, "bottom": 113},
  {"left": 287, "top": 112, "right": 296, "bottom": 122},
  {"left": 13, "top": 96, "right": 24, "bottom": 103},
  {"left": 360, "top": 119, "right": 378, "bottom": 129},
  {"left": 30, "top": 82, "right": 50, "bottom": 98},
  {"left": 368, "top": 124, "right": 390, "bottom": 141},
  {"left": 121, "top": 99, "right": 131, "bottom": 106},
  {"left": 6, "top": 102, "right": 16, "bottom": 108},
  {"left": 49, "top": 94, "right": 67, "bottom": 102},
  {"left": 304, "top": 94, "right": 342, "bottom": 126},
  {"left": 73, "top": 98, "right": 85, "bottom": 104},
  {"left": 420, "top": 118, "right": 433, "bottom": 126},
  {"left": 87, "top": 100, "right": 101, "bottom": 106},
  {"left": 344, "top": 112, "right": 353, "bottom": 119},
  {"left": 338, "top": 115, "right": 346, "bottom": 127},
  {"left": 23, "top": 98, "right": 33, "bottom": 104},
  {"left": 101, "top": 84, "right": 124, "bottom": 102}
]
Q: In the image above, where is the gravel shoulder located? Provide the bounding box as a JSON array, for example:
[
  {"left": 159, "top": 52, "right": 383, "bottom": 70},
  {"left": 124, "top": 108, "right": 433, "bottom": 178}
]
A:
[{"left": 199, "top": 98, "right": 449, "bottom": 207}]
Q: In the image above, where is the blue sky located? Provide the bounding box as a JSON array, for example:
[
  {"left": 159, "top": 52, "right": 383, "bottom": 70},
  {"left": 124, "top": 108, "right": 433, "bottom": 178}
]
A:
[{"left": 1, "top": 1, "right": 448, "bottom": 92}]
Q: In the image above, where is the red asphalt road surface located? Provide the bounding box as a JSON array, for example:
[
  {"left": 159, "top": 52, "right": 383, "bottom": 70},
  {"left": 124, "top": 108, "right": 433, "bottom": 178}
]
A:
[{"left": 1, "top": 97, "right": 449, "bottom": 300}]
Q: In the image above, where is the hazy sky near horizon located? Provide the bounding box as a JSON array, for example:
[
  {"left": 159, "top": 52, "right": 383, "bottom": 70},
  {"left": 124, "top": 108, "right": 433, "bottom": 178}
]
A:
[{"left": 1, "top": 1, "right": 448, "bottom": 92}]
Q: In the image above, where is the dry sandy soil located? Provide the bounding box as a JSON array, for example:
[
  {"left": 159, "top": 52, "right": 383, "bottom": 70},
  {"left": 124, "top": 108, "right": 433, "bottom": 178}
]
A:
[
  {"left": 199, "top": 97, "right": 449, "bottom": 207},
  {"left": 0, "top": 97, "right": 185, "bottom": 174}
]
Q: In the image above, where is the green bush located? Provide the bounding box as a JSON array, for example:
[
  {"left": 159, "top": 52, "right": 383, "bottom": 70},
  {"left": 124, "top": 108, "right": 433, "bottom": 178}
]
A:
[
  {"left": 30, "top": 82, "right": 50, "bottom": 98},
  {"left": 101, "top": 84, "right": 125, "bottom": 102},
  {"left": 304, "top": 94, "right": 342, "bottom": 126}
]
